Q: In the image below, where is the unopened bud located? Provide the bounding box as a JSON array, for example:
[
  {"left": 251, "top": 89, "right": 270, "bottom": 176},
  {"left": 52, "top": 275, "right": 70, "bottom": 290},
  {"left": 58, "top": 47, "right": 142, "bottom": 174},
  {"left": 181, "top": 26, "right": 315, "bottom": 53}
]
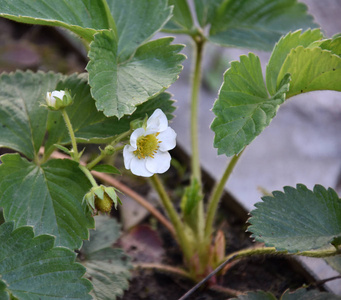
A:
[
  {"left": 46, "top": 89, "right": 73, "bottom": 110},
  {"left": 83, "top": 185, "right": 121, "bottom": 214}
]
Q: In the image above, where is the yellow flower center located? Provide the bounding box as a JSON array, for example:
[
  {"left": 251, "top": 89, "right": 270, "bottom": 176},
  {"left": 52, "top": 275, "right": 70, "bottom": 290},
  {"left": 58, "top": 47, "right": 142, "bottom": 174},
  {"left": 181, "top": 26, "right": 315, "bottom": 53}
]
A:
[{"left": 134, "top": 133, "right": 160, "bottom": 159}]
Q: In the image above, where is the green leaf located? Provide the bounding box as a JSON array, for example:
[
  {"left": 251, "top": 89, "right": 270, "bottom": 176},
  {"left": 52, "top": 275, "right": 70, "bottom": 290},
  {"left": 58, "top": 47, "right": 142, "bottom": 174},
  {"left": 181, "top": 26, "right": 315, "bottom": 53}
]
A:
[
  {"left": 248, "top": 184, "right": 341, "bottom": 252},
  {"left": 181, "top": 179, "right": 203, "bottom": 216},
  {"left": 281, "top": 288, "right": 341, "bottom": 300},
  {"left": 81, "top": 215, "right": 131, "bottom": 300},
  {"left": 0, "top": 222, "right": 92, "bottom": 300},
  {"left": 44, "top": 73, "right": 176, "bottom": 153},
  {"left": 0, "top": 71, "right": 62, "bottom": 160},
  {"left": 92, "top": 164, "right": 121, "bottom": 175},
  {"left": 309, "top": 36, "right": 341, "bottom": 58},
  {"left": 232, "top": 289, "right": 341, "bottom": 300},
  {"left": 208, "top": 0, "right": 317, "bottom": 51},
  {"left": 278, "top": 46, "right": 341, "bottom": 98},
  {"left": 266, "top": 29, "right": 323, "bottom": 96},
  {"left": 87, "top": 30, "right": 184, "bottom": 118},
  {"left": 194, "top": 0, "right": 223, "bottom": 28},
  {"left": 108, "top": 0, "right": 172, "bottom": 61},
  {"left": 165, "top": 0, "right": 193, "bottom": 31},
  {"left": 211, "top": 53, "right": 290, "bottom": 156},
  {"left": 0, "top": 154, "right": 94, "bottom": 250},
  {"left": 0, "top": 0, "right": 112, "bottom": 42},
  {"left": 231, "top": 291, "right": 276, "bottom": 300}
]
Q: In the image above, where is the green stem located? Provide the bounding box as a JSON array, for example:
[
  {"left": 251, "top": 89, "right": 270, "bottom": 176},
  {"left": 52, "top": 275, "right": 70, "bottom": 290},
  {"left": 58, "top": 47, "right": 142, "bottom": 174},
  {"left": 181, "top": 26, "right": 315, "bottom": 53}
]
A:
[
  {"left": 205, "top": 150, "right": 244, "bottom": 238},
  {"left": 190, "top": 35, "right": 205, "bottom": 183},
  {"left": 150, "top": 174, "right": 192, "bottom": 264},
  {"left": 221, "top": 246, "right": 341, "bottom": 265},
  {"left": 61, "top": 108, "right": 79, "bottom": 162},
  {"left": 86, "top": 152, "right": 107, "bottom": 170},
  {"left": 79, "top": 165, "right": 98, "bottom": 187}
]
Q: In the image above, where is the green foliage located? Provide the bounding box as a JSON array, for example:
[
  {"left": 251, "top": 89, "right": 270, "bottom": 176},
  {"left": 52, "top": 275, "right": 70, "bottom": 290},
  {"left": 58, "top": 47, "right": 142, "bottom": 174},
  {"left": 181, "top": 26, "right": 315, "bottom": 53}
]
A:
[
  {"left": 212, "top": 30, "right": 341, "bottom": 157},
  {"left": 266, "top": 29, "right": 323, "bottom": 96},
  {"left": 278, "top": 46, "right": 341, "bottom": 98},
  {"left": 208, "top": 0, "right": 317, "bottom": 51},
  {"left": 87, "top": 30, "right": 184, "bottom": 118},
  {"left": 211, "top": 53, "right": 290, "bottom": 156},
  {"left": 0, "top": 71, "right": 62, "bottom": 160},
  {"left": 164, "top": 0, "right": 193, "bottom": 32},
  {"left": 194, "top": 0, "right": 223, "bottom": 28},
  {"left": 232, "top": 289, "right": 341, "bottom": 300},
  {"left": 0, "top": 222, "right": 92, "bottom": 300},
  {"left": 248, "top": 184, "right": 341, "bottom": 252},
  {"left": 109, "top": 0, "right": 172, "bottom": 60},
  {"left": 80, "top": 215, "right": 132, "bottom": 300},
  {"left": 92, "top": 164, "right": 121, "bottom": 175},
  {"left": 0, "top": 0, "right": 112, "bottom": 42},
  {"left": 0, "top": 72, "right": 175, "bottom": 156},
  {"left": 0, "top": 154, "right": 94, "bottom": 249}
]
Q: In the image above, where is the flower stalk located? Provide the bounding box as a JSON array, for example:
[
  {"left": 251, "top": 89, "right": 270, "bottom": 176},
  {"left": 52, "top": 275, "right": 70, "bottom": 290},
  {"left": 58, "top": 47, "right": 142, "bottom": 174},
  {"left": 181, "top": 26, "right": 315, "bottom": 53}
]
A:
[
  {"left": 205, "top": 150, "right": 244, "bottom": 238},
  {"left": 190, "top": 34, "right": 205, "bottom": 184},
  {"left": 150, "top": 174, "right": 192, "bottom": 265},
  {"left": 61, "top": 108, "right": 80, "bottom": 162}
]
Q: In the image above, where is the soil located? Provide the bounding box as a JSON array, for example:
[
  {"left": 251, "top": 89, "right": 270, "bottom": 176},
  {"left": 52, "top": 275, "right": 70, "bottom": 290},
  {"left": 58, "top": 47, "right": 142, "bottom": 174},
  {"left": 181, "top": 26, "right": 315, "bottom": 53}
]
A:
[{"left": 0, "top": 19, "right": 323, "bottom": 300}]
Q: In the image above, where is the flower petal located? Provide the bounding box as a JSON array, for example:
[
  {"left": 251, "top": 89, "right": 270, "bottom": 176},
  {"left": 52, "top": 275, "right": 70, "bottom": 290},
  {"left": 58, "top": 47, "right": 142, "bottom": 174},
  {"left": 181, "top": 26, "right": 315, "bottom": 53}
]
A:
[
  {"left": 130, "top": 157, "right": 154, "bottom": 177},
  {"left": 51, "top": 90, "right": 65, "bottom": 100},
  {"left": 123, "top": 145, "right": 136, "bottom": 169},
  {"left": 145, "top": 151, "right": 171, "bottom": 174},
  {"left": 130, "top": 128, "right": 145, "bottom": 149},
  {"left": 158, "top": 127, "right": 177, "bottom": 151},
  {"left": 146, "top": 109, "right": 168, "bottom": 133}
]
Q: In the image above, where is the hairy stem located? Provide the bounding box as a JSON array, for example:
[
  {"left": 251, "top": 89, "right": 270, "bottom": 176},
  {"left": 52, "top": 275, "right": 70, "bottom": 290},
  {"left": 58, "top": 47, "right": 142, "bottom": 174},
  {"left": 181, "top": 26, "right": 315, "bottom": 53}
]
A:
[
  {"left": 190, "top": 35, "right": 205, "bottom": 183},
  {"left": 150, "top": 174, "right": 192, "bottom": 265},
  {"left": 205, "top": 150, "right": 244, "bottom": 238},
  {"left": 78, "top": 165, "right": 98, "bottom": 187},
  {"left": 61, "top": 108, "right": 79, "bottom": 162}
]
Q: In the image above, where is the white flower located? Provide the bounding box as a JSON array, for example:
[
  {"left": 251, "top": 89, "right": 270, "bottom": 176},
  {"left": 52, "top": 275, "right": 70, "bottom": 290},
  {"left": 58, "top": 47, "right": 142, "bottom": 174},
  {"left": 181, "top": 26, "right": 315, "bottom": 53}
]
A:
[
  {"left": 46, "top": 90, "right": 65, "bottom": 107},
  {"left": 123, "top": 109, "right": 176, "bottom": 177},
  {"left": 45, "top": 90, "right": 73, "bottom": 110}
]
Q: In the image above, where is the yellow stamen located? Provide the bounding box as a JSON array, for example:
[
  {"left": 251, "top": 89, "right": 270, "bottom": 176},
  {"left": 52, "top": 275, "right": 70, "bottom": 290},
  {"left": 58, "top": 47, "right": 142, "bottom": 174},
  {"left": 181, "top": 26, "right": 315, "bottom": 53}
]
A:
[{"left": 134, "top": 133, "right": 161, "bottom": 159}]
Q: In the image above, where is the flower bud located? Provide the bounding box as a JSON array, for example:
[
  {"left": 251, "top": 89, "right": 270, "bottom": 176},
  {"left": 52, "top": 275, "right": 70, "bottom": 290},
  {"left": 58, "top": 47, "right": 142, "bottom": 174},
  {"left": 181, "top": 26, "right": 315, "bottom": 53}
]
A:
[
  {"left": 46, "top": 90, "right": 73, "bottom": 110},
  {"left": 103, "top": 145, "right": 115, "bottom": 155},
  {"left": 83, "top": 185, "right": 121, "bottom": 213}
]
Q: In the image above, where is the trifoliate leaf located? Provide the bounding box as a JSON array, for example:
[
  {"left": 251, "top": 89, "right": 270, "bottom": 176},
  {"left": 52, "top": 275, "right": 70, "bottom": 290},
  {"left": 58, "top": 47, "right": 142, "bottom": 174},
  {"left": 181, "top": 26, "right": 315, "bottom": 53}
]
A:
[
  {"left": 80, "top": 215, "right": 131, "bottom": 300},
  {"left": 248, "top": 184, "right": 341, "bottom": 252},
  {"left": 266, "top": 29, "right": 323, "bottom": 96},
  {"left": 164, "top": 0, "right": 193, "bottom": 31},
  {"left": 0, "top": 222, "right": 92, "bottom": 300},
  {"left": 0, "top": 71, "right": 62, "bottom": 160},
  {"left": 211, "top": 53, "right": 290, "bottom": 156},
  {"left": 108, "top": 0, "right": 172, "bottom": 61},
  {"left": 0, "top": 153, "right": 94, "bottom": 250},
  {"left": 44, "top": 74, "right": 176, "bottom": 155},
  {"left": 278, "top": 46, "right": 341, "bottom": 98},
  {"left": 194, "top": 0, "right": 223, "bottom": 28},
  {"left": 87, "top": 30, "right": 184, "bottom": 118},
  {"left": 208, "top": 0, "right": 317, "bottom": 51},
  {"left": 0, "top": 0, "right": 112, "bottom": 42}
]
